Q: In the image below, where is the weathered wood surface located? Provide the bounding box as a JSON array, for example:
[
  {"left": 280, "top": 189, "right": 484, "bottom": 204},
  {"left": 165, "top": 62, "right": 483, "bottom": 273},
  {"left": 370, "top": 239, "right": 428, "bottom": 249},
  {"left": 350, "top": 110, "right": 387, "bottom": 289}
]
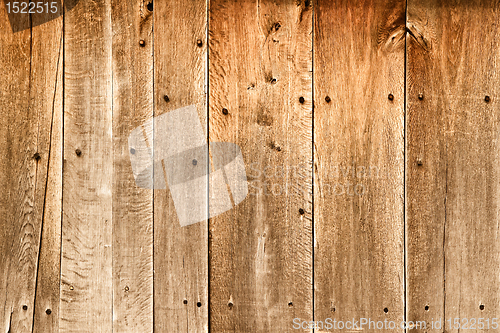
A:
[
  {"left": 314, "top": 0, "right": 405, "bottom": 329},
  {"left": 111, "top": 0, "right": 154, "bottom": 331},
  {"left": 59, "top": 0, "right": 113, "bottom": 331},
  {"left": 153, "top": 0, "right": 208, "bottom": 332},
  {"left": 209, "top": 0, "right": 313, "bottom": 331},
  {"left": 0, "top": 5, "right": 63, "bottom": 333},
  {"left": 406, "top": 1, "right": 500, "bottom": 331}
]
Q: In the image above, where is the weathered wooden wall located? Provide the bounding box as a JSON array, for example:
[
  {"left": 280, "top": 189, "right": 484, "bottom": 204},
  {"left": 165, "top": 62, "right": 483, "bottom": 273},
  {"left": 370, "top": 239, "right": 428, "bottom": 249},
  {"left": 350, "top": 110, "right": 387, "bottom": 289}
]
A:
[{"left": 1, "top": 0, "right": 499, "bottom": 332}]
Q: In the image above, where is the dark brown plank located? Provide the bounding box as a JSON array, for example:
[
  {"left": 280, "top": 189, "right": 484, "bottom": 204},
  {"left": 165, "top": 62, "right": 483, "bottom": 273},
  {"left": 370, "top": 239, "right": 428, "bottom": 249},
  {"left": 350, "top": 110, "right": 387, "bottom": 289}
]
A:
[
  {"left": 209, "top": 0, "right": 313, "bottom": 331},
  {"left": 111, "top": 0, "right": 154, "bottom": 331},
  {"left": 153, "top": 0, "right": 208, "bottom": 331},
  {"left": 406, "top": 1, "right": 500, "bottom": 331},
  {"left": 59, "top": 0, "right": 113, "bottom": 331},
  {"left": 314, "top": 0, "right": 405, "bottom": 329}
]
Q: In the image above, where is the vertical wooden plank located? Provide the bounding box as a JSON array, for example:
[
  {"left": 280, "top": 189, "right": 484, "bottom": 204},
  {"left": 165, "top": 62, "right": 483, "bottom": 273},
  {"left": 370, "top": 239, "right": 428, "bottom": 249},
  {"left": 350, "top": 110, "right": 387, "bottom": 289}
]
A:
[
  {"left": 0, "top": 5, "right": 63, "bottom": 333},
  {"left": 209, "top": 0, "right": 313, "bottom": 331},
  {"left": 31, "top": 9, "right": 64, "bottom": 333},
  {"left": 153, "top": 0, "right": 208, "bottom": 332},
  {"left": 60, "top": 0, "right": 113, "bottom": 331},
  {"left": 314, "top": 0, "right": 405, "bottom": 329},
  {"left": 407, "top": 1, "right": 500, "bottom": 331},
  {"left": 111, "top": 0, "right": 153, "bottom": 332}
]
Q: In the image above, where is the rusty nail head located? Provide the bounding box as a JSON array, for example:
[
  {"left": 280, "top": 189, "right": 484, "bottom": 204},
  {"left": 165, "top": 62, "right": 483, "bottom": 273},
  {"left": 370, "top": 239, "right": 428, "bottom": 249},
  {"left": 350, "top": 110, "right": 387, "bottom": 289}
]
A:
[
  {"left": 485, "top": 95, "right": 491, "bottom": 103},
  {"left": 164, "top": 95, "right": 170, "bottom": 102},
  {"left": 23, "top": 305, "right": 28, "bottom": 310},
  {"left": 139, "top": 40, "right": 145, "bottom": 47},
  {"left": 388, "top": 93, "right": 394, "bottom": 101},
  {"left": 325, "top": 96, "right": 331, "bottom": 103},
  {"left": 417, "top": 158, "right": 423, "bottom": 166},
  {"left": 46, "top": 309, "right": 52, "bottom": 315},
  {"left": 196, "top": 39, "right": 203, "bottom": 47},
  {"left": 222, "top": 108, "right": 229, "bottom": 115},
  {"left": 418, "top": 93, "right": 424, "bottom": 100},
  {"left": 299, "top": 96, "right": 305, "bottom": 104},
  {"left": 75, "top": 149, "right": 82, "bottom": 156}
]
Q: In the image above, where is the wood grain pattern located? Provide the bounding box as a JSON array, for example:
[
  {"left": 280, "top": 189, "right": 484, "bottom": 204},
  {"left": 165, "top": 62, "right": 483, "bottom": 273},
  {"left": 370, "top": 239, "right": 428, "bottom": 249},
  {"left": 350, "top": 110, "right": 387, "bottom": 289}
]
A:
[
  {"left": 0, "top": 5, "right": 63, "bottom": 333},
  {"left": 209, "top": 0, "right": 313, "bottom": 331},
  {"left": 314, "top": 0, "right": 405, "bottom": 328},
  {"left": 59, "top": 0, "right": 113, "bottom": 331},
  {"left": 111, "top": 0, "right": 153, "bottom": 331},
  {"left": 30, "top": 9, "right": 64, "bottom": 333},
  {"left": 406, "top": 1, "right": 500, "bottom": 331},
  {"left": 153, "top": 0, "right": 208, "bottom": 332}
]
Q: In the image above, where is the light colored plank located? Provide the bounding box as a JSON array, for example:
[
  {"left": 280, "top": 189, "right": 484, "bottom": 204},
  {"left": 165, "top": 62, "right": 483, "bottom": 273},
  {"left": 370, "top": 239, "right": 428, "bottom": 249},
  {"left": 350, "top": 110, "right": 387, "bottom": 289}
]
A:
[
  {"left": 406, "top": 1, "right": 500, "bottom": 330},
  {"left": 59, "top": 0, "right": 114, "bottom": 331},
  {"left": 153, "top": 0, "right": 208, "bottom": 331},
  {"left": 209, "top": 0, "right": 313, "bottom": 331},
  {"left": 111, "top": 0, "right": 154, "bottom": 332},
  {"left": 314, "top": 0, "right": 405, "bottom": 327},
  {"left": 0, "top": 6, "right": 63, "bottom": 333}
]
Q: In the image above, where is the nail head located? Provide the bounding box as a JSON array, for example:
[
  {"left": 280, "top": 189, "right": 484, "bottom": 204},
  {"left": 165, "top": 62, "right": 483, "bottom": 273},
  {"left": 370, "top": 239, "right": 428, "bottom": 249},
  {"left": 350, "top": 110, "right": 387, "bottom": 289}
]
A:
[
  {"left": 299, "top": 96, "right": 305, "bottom": 104},
  {"left": 183, "top": 299, "right": 188, "bottom": 304},
  {"left": 33, "top": 152, "right": 41, "bottom": 160},
  {"left": 418, "top": 93, "right": 424, "bottom": 100},
  {"left": 222, "top": 108, "right": 229, "bottom": 115},
  {"left": 196, "top": 39, "right": 203, "bottom": 47},
  {"left": 139, "top": 40, "right": 145, "bottom": 47},
  {"left": 299, "top": 208, "right": 305, "bottom": 215},
  {"left": 388, "top": 94, "right": 394, "bottom": 101},
  {"left": 325, "top": 96, "right": 331, "bottom": 103},
  {"left": 46, "top": 309, "right": 52, "bottom": 315},
  {"left": 485, "top": 96, "right": 491, "bottom": 103},
  {"left": 124, "top": 286, "right": 129, "bottom": 292},
  {"left": 480, "top": 304, "right": 485, "bottom": 310},
  {"left": 22, "top": 305, "right": 28, "bottom": 311},
  {"left": 164, "top": 95, "right": 170, "bottom": 102},
  {"left": 197, "top": 302, "right": 202, "bottom": 307},
  {"left": 75, "top": 149, "right": 82, "bottom": 156},
  {"left": 130, "top": 148, "right": 136, "bottom": 155},
  {"left": 192, "top": 159, "right": 197, "bottom": 166}
]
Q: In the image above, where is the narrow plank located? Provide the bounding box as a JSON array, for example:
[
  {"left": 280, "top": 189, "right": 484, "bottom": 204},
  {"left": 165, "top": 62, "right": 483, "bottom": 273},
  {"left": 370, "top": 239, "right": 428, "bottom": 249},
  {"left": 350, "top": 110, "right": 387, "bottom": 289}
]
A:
[
  {"left": 111, "top": 0, "right": 153, "bottom": 332},
  {"left": 0, "top": 6, "right": 63, "bottom": 333},
  {"left": 209, "top": 0, "right": 313, "bottom": 331},
  {"left": 59, "top": 0, "right": 114, "bottom": 331},
  {"left": 406, "top": 1, "right": 500, "bottom": 331},
  {"left": 153, "top": 0, "right": 208, "bottom": 331},
  {"left": 314, "top": 0, "right": 405, "bottom": 329},
  {"left": 31, "top": 9, "right": 64, "bottom": 333}
]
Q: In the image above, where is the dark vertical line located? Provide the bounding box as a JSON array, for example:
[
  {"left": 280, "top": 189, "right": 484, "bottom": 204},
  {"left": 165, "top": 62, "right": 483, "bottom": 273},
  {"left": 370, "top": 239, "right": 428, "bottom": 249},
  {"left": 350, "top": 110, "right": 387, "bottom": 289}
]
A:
[
  {"left": 404, "top": 0, "right": 408, "bottom": 332},
  {"left": 311, "top": 0, "right": 315, "bottom": 331}
]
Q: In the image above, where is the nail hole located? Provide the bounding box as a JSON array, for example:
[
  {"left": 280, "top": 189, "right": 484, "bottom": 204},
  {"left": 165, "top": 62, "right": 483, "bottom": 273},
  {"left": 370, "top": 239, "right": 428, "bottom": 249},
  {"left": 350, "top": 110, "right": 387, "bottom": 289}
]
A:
[
  {"left": 139, "top": 40, "right": 145, "bottom": 47},
  {"left": 222, "top": 108, "right": 229, "bottom": 115},
  {"left": 163, "top": 95, "right": 170, "bottom": 102},
  {"left": 274, "top": 22, "right": 281, "bottom": 31},
  {"left": 325, "top": 96, "right": 331, "bottom": 103},
  {"left": 146, "top": 1, "right": 153, "bottom": 11},
  {"left": 196, "top": 39, "right": 203, "bottom": 47},
  {"left": 22, "top": 305, "right": 28, "bottom": 311},
  {"left": 388, "top": 94, "right": 394, "bottom": 101},
  {"left": 288, "top": 302, "right": 293, "bottom": 307},
  {"left": 275, "top": 146, "right": 281, "bottom": 152},
  {"left": 46, "top": 309, "right": 52, "bottom": 315},
  {"left": 130, "top": 148, "right": 136, "bottom": 155},
  {"left": 33, "top": 152, "right": 41, "bottom": 160},
  {"left": 183, "top": 299, "right": 188, "bottom": 305},
  {"left": 299, "top": 208, "right": 305, "bottom": 215},
  {"left": 299, "top": 96, "right": 305, "bottom": 104},
  {"left": 485, "top": 96, "right": 491, "bottom": 103},
  {"left": 425, "top": 305, "right": 429, "bottom": 311},
  {"left": 228, "top": 302, "right": 233, "bottom": 308},
  {"left": 75, "top": 149, "right": 82, "bottom": 156},
  {"left": 331, "top": 307, "right": 336, "bottom": 312},
  {"left": 197, "top": 302, "right": 202, "bottom": 307},
  {"left": 270, "top": 78, "right": 277, "bottom": 84},
  {"left": 384, "top": 308, "right": 388, "bottom": 313},
  {"left": 192, "top": 159, "right": 198, "bottom": 166},
  {"left": 480, "top": 304, "right": 485, "bottom": 310}
]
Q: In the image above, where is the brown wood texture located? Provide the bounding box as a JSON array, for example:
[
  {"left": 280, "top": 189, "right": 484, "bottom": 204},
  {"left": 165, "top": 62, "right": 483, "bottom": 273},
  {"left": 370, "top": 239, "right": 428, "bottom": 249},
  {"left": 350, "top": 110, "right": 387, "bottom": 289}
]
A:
[
  {"left": 59, "top": 0, "right": 113, "bottom": 331},
  {"left": 209, "top": 0, "right": 313, "bottom": 331},
  {"left": 314, "top": 0, "right": 405, "bottom": 329},
  {"left": 406, "top": 1, "right": 500, "bottom": 331},
  {"left": 111, "top": 0, "right": 154, "bottom": 331},
  {"left": 0, "top": 5, "right": 63, "bottom": 333},
  {"left": 153, "top": 0, "right": 208, "bottom": 332}
]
